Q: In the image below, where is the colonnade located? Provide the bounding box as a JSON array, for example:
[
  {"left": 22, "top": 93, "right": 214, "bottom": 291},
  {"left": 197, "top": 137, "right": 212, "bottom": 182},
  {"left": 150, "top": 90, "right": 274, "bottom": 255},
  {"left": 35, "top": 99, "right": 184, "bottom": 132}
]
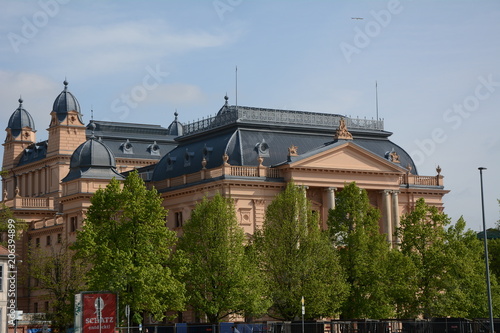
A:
[
  {"left": 322, "top": 187, "right": 400, "bottom": 246},
  {"left": 9, "top": 166, "right": 54, "bottom": 198}
]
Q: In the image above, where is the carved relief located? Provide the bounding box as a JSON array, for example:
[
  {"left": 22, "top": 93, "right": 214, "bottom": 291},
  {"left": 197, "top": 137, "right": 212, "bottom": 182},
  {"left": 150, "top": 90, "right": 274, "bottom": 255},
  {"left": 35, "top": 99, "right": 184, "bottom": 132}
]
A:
[
  {"left": 239, "top": 208, "right": 252, "bottom": 226},
  {"left": 386, "top": 149, "right": 400, "bottom": 163},
  {"left": 389, "top": 150, "right": 400, "bottom": 163},
  {"left": 288, "top": 145, "right": 298, "bottom": 156}
]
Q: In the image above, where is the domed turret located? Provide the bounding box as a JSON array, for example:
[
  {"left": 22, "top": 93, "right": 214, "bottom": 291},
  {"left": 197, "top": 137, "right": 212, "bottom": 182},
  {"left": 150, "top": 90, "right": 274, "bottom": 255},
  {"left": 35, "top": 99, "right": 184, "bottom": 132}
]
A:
[
  {"left": 62, "top": 133, "right": 123, "bottom": 182},
  {"left": 7, "top": 98, "right": 36, "bottom": 138},
  {"left": 52, "top": 80, "right": 83, "bottom": 123},
  {"left": 167, "top": 111, "right": 184, "bottom": 136}
]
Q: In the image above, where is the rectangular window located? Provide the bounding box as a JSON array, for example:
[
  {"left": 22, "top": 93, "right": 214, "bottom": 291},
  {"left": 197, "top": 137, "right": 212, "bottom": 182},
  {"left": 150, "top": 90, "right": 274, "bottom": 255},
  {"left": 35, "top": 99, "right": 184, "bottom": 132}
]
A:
[
  {"left": 57, "top": 233, "right": 62, "bottom": 244},
  {"left": 175, "top": 212, "right": 183, "bottom": 228},
  {"left": 46, "top": 235, "right": 51, "bottom": 246},
  {"left": 45, "top": 301, "right": 49, "bottom": 311},
  {"left": 35, "top": 237, "right": 40, "bottom": 247},
  {"left": 34, "top": 302, "right": 38, "bottom": 313},
  {"left": 70, "top": 216, "right": 77, "bottom": 232},
  {"left": 0, "top": 264, "right": 3, "bottom": 292}
]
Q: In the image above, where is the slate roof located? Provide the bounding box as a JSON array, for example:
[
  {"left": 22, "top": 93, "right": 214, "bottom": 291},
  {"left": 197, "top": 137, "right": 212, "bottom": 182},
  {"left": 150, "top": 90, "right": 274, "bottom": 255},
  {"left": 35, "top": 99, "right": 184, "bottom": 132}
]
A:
[
  {"left": 7, "top": 98, "right": 36, "bottom": 138},
  {"left": 62, "top": 136, "right": 123, "bottom": 182},
  {"left": 15, "top": 118, "right": 180, "bottom": 167},
  {"left": 17, "top": 141, "right": 48, "bottom": 166},
  {"left": 150, "top": 104, "right": 417, "bottom": 182},
  {"left": 86, "top": 120, "right": 178, "bottom": 161},
  {"left": 52, "top": 80, "right": 83, "bottom": 123}
]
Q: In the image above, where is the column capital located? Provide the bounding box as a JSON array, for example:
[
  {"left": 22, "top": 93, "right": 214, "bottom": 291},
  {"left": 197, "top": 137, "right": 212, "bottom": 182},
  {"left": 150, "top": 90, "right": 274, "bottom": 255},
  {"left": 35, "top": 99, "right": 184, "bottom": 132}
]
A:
[
  {"left": 380, "top": 189, "right": 391, "bottom": 195},
  {"left": 325, "top": 187, "right": 337, "bottom": 193}
]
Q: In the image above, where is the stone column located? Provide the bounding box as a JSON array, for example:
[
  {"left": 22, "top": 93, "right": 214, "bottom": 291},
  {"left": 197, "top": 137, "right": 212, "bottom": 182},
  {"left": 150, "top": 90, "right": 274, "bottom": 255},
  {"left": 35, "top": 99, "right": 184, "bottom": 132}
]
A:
[
  {"left": 28, "top": 172, "right": 33, "bottom": 197},
  {"left": 34, "top": 170, "right": 39, "bottom": 196},
  {"left": 391, "top": 190, "right": 400, "bottom": 245},
  {"left": 41, "top": 168, "right": 46, "bottom": 195},
  {"left": 325, "top": 187, "right": 336, "bottom": 210},
  {"left": 381, "top": 190, "right": 392, "bottom": 244},
  {"left": 21, "top": 173, "right": 27, "bottom": 197}
]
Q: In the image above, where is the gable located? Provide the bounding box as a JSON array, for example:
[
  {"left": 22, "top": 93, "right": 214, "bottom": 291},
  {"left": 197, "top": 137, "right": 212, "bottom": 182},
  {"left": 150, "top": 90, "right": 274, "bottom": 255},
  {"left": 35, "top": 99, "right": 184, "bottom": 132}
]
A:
[{"left": 288, "top": 142, "right": 406, "bottom": 173}]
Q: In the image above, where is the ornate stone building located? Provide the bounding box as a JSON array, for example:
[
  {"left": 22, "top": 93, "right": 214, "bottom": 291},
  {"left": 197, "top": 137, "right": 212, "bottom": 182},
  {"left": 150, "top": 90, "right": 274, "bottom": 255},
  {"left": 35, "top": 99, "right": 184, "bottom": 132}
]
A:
[{"left": 1, "top": 81, "right": 448, "bottom": 320}]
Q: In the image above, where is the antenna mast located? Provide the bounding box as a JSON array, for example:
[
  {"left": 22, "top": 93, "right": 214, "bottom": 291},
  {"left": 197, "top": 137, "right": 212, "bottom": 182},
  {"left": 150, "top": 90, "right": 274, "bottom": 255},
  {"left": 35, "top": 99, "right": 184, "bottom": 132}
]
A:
[
  {"left": 235, "top": 65, "right": 238, "bottom": 108},
  {"left": 375, "top": 81, "right": 379, "bottom": 128}
]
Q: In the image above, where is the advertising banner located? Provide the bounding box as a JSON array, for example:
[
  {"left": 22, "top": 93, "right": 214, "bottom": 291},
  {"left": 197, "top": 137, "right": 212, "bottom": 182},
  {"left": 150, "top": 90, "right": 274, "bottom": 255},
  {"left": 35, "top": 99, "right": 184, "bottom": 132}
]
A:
[{"left": 81, "top": 292, "right": 117, "bottom": 333}]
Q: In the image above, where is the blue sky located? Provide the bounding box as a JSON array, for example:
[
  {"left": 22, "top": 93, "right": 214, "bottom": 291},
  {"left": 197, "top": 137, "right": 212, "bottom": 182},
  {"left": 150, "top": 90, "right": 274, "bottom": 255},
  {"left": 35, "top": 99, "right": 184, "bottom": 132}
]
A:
[{"left": 1, "top": 0, "right": 499, "bottom": 231}]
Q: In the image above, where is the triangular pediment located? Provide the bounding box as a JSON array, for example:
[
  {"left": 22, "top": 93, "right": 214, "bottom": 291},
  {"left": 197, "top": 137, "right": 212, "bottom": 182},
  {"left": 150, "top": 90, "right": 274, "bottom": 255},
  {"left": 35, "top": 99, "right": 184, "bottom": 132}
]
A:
[{"left": 288, "top": 142, "right": 406, "bottom": 173}]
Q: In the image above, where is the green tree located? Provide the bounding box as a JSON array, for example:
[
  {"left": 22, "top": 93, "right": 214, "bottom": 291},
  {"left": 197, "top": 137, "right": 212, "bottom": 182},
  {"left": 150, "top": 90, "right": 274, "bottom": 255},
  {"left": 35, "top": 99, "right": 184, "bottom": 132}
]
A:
[
  {"left": 27, "top": 242, "right": 87, "bottom": 332},
  {"left": 0, "top": 203, "right": 27, "bottom": 247},
  {"left": 399, "top": 201, "right": 500, "bottom": 318},
  {"left": 255, "top": 181, "right": 348, "bottom": 320},
  {"left": 178, "top": 193, "right": 269, "bottom": 323},
  {"left": 73, "top": 171, "right": 185, "bottom": 323},
  {"left": 441, "top": 217, "right": 500, "bottom": 318},
  {"left": 385, "top": 249, "right": 419, "bottom": 318},
  {"left": 490, "top": 199, "right": 500, "bottom": 282},
  {"left": 397, "top": 198, "right": 451, "bottom": 318},
  {"left": 489, "top": 238, "right": 500, "bottom": 286},
  {"left": 327, "top": 182, "right": 394, "bottom": 319}
]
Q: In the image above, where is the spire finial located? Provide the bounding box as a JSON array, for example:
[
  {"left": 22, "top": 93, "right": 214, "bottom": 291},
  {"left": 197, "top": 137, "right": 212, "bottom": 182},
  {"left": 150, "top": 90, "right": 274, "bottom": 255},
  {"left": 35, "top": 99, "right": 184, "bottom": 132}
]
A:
[
  {"left": 18, "top": 95, "right": 23, "bottom": 105},
  {"left": 224, "top": 94, "right": 229, "bottom": 106},
  {"left": 63, "top": 78, "right": 68, "bottom": 90},
  {"left": 91, "top": 106, "right": 94, "bottom": 121},
  {"left": 174, "top": 110, "right": 178, "bottom": 118},
  {"left": 89, "top": 121, "right": 96, "bottom": 139}
]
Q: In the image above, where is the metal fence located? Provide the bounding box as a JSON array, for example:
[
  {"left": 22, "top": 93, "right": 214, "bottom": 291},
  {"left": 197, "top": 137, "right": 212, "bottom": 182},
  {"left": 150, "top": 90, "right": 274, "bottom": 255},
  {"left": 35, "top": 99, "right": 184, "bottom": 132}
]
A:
[{"left": 116, "top": 319, "right": 500, "bottom": 333}]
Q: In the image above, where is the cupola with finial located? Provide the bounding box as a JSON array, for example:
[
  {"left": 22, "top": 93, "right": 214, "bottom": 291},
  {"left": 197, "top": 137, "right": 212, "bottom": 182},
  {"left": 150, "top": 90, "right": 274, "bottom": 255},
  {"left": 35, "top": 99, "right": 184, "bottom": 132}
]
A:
[
  {"left": 6, "top": 97, "right": 36, "bottom": 142},
  {"left": 50, "top": 79, "right": 84, "bottom": 126},
  {"left": 3, "top": 97, "right": 37, "bottom": 171},
  {"left": 47, "top": 79, "right": 87, "bottom": 157},
  {"left": 167, "top": 111, "right": 184, "bottom": 136}
]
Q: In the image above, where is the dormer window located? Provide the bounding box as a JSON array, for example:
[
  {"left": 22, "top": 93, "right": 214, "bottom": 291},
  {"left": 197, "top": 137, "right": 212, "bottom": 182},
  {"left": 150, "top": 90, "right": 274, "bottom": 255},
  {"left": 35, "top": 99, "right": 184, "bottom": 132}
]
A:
[
  {"left": 147, "top": 141, "right": 160, "bottom": 156},
  {"left": 166, "top": 154, "right": 176, "bottom": 171},
  {"left": 120, "top": 139, "right": 134, "bottom": 154},
  {"left": 202, "top": 145, "right": 213, "bottom": 161},
  {"left": 184, "top": 149, "right": 194, "bottom": 167},
  {"left": 255, "top": 139, "right": 270, "bottom": 157}
]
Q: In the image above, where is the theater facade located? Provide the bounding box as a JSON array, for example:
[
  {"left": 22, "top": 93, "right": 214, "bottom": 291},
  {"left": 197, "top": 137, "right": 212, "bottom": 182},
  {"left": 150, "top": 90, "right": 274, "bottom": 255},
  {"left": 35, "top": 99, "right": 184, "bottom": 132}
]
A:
[{"left": 1, "top": 81, "right": 448, "bottom": 317}]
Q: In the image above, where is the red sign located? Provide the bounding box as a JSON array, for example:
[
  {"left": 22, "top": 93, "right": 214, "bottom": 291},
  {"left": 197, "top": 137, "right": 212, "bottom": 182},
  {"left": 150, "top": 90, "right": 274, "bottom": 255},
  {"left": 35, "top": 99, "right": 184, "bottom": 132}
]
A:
[{"left": 82, "top": 293, "right": 117, "bottom": 333}]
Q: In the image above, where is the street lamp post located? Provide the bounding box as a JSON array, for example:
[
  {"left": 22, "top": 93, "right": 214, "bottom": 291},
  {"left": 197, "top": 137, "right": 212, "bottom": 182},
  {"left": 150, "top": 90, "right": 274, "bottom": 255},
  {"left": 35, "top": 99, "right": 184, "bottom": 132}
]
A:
[{"left": 479, "top": 167, "right": 494, "bottom": 333}]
